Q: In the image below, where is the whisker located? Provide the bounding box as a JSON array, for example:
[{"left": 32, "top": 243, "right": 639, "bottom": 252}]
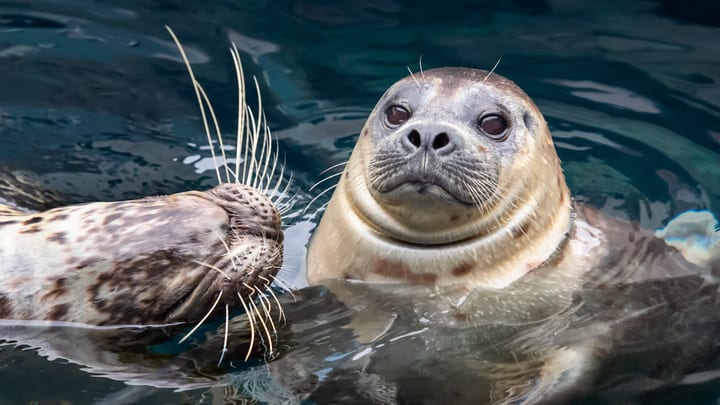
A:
[
  {"left": 229, "top": 43, "right": 247, "bottom": 185},
  {"left": 255, "top": 286, "right": 278, "bottom": 338},
  {"left": 190, "top": 260, "right": 231, "bottom": 281},
  {"left": 196, "top": 83, "right": 231, "bottom": 183},
  {"left": 179, "top": 291, "right": 223, "bottom": 344},
  {"left": 419, "top": 54, "right": 426, "bottom": 82},
  {"left": 259, "top": 115, "right": 274, "bottom": 192},
  {"left": 268, "top": 274, "right": 296, "bottom": 299},
  {"left": 274, "top": 170, "right": 295, "bottom": 207},
  {"left": 318, "top": 161, "right": 348, "bottom": 177},
  {"left": 309, "top": 171, "right": 343, "bottom": 192},
  {"left": 483, "top": 57, "right": 502, "bottom": 82},
  {"left": 212, "top": 229, "right": 240, "bottom": 272},
  {"left": 263, "top": 135, "right": 280, "bottom": 195},
  {"left": 249, "top": 298, "right": 274, "bottom": 354},
  {"left": 302, "top": 183, "right": 338, "bottom": 215},
  {"left": 237, "top": 292, "right": 257, "bottom": 361},
  {"left": 245, "top": 104, "right": 262, "bottom": 189},
  {"left": 166, "top": 26, "right": 222, "bottom": 185},
  {"left": 217, "top": 303, "right": 230, "bottom": 366},
  {"left": 260, "top": 279, "right": 286, "bottom": 323},
  {"left": 269, "top": 161, "right": 289, "bottom": 203},
  {"left": 407, "top": 66, "right": 421, "bottom": 89}
]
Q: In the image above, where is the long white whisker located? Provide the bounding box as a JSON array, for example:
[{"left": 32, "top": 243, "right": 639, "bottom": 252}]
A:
[
  {"left": 249, "top": 298, "right": 274, "bottom": 354},
  {"left": 179, "top": 291, "right": 223, "bottom": 344},
  {"left": 303, "top": 183, "right": 338, "bottom": 214},
  {"left": 251, "top": 77, "right": 266, "bottom": 190},
  {"left": 259, "top": 120, "right": 273, "bottom": 192},
  {"left": 274, "top": 170, "right": 294, "bottom": 207},
  {"left": 309, "top": 171, "right": 343, "bottom": 192},
  {"left": 484, "top": 57, "right": 502, "bottom": 82},
  {"left": 255, "top": 286, "right": 277, "bottom": 339},
  {"left": 196, "top": 81, "right": 230, "bottom": 183},
  {"left": 245, "top": 105, "right": 261, "bottom": 188},
  {"left": 217, "top": 304, "right": 230, "bottom": 366},
  {"left": 190, "top": 260, "right": 231, "bottom": 280},
  {"left": 318, "top": 161, "right": 348, "bottom": 177},
  {"left": 268, "top": 274, "right": 296, "bottom": 299},
  {"left": 166, "top": 26, "right": 222, "bottom": 185},
  {"left": 264, "top": 135, "right": 280, "bottom": 195},
  {"left": 407, "top": 66, "right": 421, "bottom": 89},
  {"left": 230, "top": 43, "right": 247, "bottom": 185},
  {"left": 260, "top": 279, "right": 286, "bottom": 323},
  {"left": 237, "top": 292, "right": 256, "bottom": 361}
]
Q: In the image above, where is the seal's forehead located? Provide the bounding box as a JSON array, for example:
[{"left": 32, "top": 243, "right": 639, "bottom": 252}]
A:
[{"left": 392, "top": 67, "right": 532, "bottom": 102}]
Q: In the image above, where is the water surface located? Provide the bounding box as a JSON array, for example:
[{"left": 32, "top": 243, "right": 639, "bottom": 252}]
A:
[{"left": 1, "top": 0, "right": 719, "bottom": 403}]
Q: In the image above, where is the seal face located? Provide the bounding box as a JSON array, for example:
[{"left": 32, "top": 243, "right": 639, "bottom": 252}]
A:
[
  {"left": 307, "top": 68, "right": 575, "bottom": 288},
  {"left": 0, "top": 183, "right": 283, "bottom": 326}
]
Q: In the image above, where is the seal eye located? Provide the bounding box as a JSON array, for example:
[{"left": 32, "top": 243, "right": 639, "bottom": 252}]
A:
[
  {"left": 479, "top": 114, "right": 509, "bottom": 140},
  {"left": 385, "top": 105, "right": 411, "bottom": 127}
]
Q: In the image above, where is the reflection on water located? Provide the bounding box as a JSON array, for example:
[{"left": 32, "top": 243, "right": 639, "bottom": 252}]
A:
[{"left": 0, "top": 0, "right": 719, "bottom": 403}]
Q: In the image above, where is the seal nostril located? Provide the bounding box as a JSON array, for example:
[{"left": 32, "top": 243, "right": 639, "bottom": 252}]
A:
[
  {"left": 407, "top": 130, "right": 422, "bottom": 148},
  {"left": 432, "top": 133, "right": 450, "bottom": 150}
]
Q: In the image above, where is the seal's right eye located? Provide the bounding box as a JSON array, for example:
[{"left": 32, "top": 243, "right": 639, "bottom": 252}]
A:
[
  {"left": 478, "top": 114, "right": 509, "bottom": 141},
  {"left": 385, "top": 105, "right": 411, "bottom": 127}
]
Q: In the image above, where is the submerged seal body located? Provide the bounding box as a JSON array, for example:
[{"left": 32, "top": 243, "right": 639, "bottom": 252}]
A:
[{"left": 0, "top": 183, "right": 283, "bottom": 326}]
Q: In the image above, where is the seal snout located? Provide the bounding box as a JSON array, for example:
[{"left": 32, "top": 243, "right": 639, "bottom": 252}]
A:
[
  {"left": 401, "top": 123, "right": 457, "bottom": 156},
  {"left": 207, "top": 183, "right": 283, "bottom": 243}
]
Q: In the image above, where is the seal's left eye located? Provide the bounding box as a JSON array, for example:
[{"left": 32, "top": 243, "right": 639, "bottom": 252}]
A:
[
  {"left": 479, "top": 114, "right": 509, "bottom": 140},
  {"left": 385, "top": 105, "right": 411, "bottom": 127}
]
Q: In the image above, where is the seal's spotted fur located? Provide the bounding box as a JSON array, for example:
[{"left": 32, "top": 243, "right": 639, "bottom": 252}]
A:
[{"left": 0, "top": 183, "right": 283, "bottom": 325}]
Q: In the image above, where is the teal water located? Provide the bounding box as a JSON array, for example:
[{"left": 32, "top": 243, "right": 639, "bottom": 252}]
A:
[{"left": 1, "top": 0, "right": 719, "bottom": 403}]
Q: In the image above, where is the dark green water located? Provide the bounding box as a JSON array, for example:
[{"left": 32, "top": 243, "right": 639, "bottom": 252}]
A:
[{"left": 0, "top": 0, "right": 719, "bottom": 403}]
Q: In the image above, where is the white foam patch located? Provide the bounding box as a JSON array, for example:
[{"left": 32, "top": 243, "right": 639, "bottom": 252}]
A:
[{"left": 569, "top": 220, "right": 602, "bottom": 255}]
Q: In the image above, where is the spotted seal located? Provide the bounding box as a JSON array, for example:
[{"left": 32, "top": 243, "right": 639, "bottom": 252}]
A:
[
  {"left": 0, "top": 28, "right": 289, "bottom": 330},
  {"left": 0, "top": 182, "right": 283, "bottom": 325}
]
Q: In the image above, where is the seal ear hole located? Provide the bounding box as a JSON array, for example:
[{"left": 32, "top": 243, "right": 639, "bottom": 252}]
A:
[{"left": 523, "top": 111, "right": 535, "bottom": 130}]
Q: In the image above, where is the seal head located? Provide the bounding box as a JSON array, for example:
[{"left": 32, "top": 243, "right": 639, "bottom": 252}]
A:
[{"left": 308, "top": 68, "right": 572, "bottom": 288}]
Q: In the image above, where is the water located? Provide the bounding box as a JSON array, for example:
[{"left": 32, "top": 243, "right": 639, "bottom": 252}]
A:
[{"left": 1, "top": 0, "right": 719, "bottom": 403}]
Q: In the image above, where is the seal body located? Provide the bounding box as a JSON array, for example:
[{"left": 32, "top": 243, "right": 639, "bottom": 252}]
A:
[{"left": 0, "top": 183, "right": 283, "bottom": 326}]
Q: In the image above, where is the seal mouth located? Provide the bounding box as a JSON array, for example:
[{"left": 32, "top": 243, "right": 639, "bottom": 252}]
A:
[
  {"left": 164, "top": 265, "right": 223, "bottom": 323},
  {"left": 377, "top": 173, "right": 474, "bottom": 205}
]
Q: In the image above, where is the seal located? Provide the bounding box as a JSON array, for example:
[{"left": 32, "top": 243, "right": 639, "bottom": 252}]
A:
[
  {"left": 307, "top": 67, "right": 577, "bottom": 288},
  {"left": 0, "top": 28, "right": 290, "bottom": 332},
  {"left": 0, "top": 182, "right": 283, "bottom": 326},
  {"left": 299, "top": 67, "right": 719, "bottom": 403}
]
